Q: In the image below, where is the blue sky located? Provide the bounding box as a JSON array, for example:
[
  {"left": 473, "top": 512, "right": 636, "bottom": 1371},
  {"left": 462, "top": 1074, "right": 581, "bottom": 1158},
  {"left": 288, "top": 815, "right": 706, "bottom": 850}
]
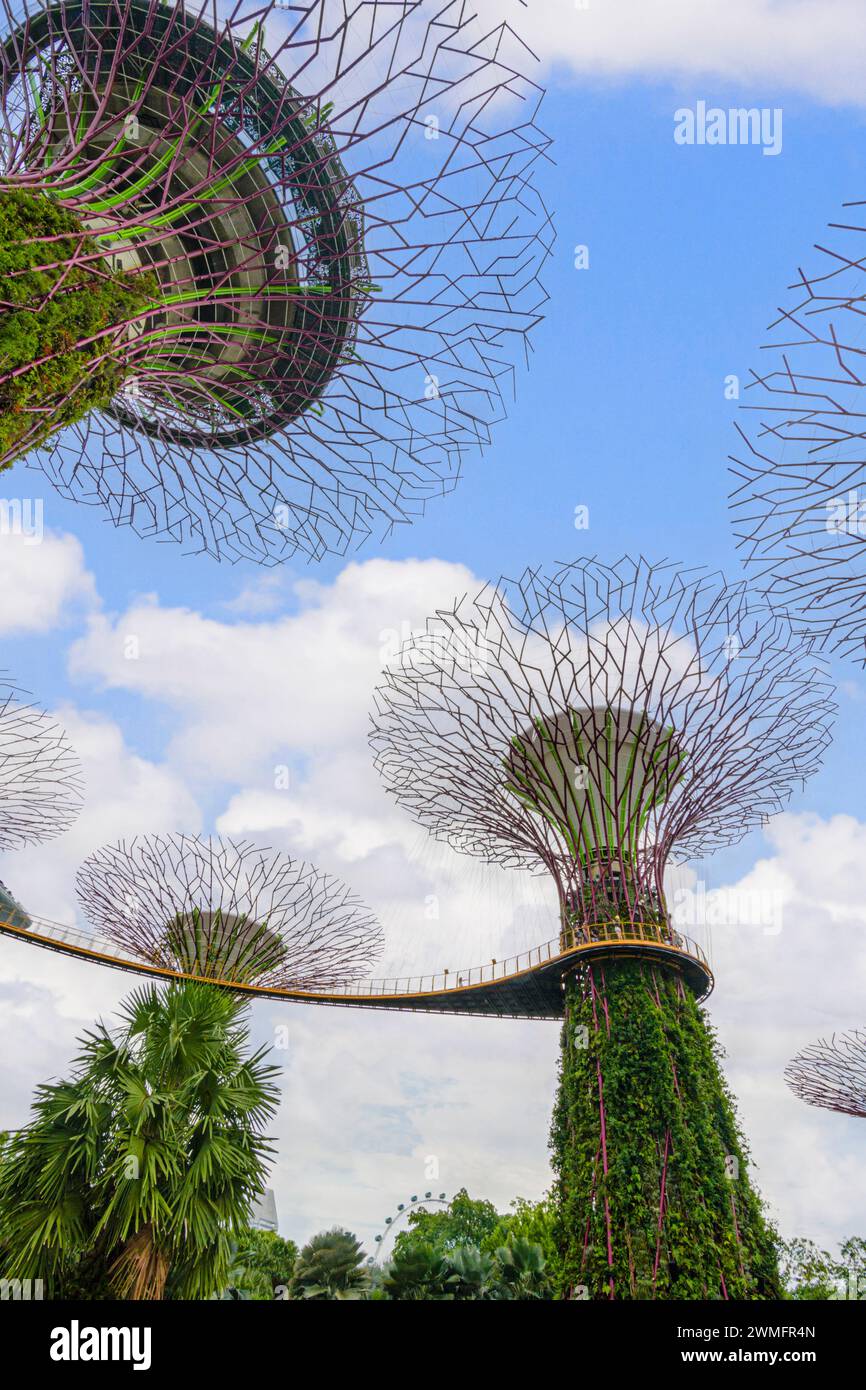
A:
[{"left": 2, "top": 1, "right": 866, "bottom": 1255}]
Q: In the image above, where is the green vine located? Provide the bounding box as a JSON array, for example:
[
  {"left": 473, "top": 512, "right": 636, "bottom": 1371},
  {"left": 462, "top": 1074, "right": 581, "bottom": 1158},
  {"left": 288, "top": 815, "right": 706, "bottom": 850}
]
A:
[
  {"left": 550, "top": 959, "right": 781, "bottom": 1300},
  {"left": 0, "top": 187, "right": 154, "bottom": 468}
]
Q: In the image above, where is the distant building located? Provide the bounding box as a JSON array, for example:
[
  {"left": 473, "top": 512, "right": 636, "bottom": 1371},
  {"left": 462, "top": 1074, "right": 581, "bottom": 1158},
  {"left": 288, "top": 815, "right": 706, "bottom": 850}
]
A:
[{"left": 250, "top": 1189, "right": 278, "bottom": 1233}]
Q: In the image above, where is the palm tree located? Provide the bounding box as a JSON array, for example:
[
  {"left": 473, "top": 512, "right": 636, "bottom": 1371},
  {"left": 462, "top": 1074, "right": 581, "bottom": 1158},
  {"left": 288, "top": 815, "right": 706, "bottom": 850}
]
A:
[
  {"left": 290, "top": 1228, "right": 369, "bottom": 1300},
  {"left": 446, "top": 1245, "right": 498, "bottom": 1300},
  {"left": 494, "top": 1237, "right": 552, "bottom": 1299},
  {"left": 0, "top": 982, "right": 280, "bottom": 1299},
  {"left": 382, "top": 1242, "right": 452, "bottom": 1300}
]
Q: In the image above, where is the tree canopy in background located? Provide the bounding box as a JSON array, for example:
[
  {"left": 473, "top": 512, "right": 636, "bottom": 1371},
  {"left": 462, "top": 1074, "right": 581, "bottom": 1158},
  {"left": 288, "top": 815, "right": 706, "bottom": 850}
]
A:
[
  {"left": 392, "top": 1189, "right": 502, "bottom": 1258},
  {"left": 778, "top": 1236, "right": 866, "bottom": 1301},
  {"left": 290, "top": 1227, "right": 369, "bottom": 1300},
  {"left": 219, "top": 1229, "right": 299, "bottom": 1300}
]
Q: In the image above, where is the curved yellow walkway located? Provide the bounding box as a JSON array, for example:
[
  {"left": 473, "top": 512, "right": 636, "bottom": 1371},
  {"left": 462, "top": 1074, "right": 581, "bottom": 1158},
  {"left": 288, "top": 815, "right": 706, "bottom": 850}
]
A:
[{"left": 0, "top": 910, "right": 713, "bottom": 1019}]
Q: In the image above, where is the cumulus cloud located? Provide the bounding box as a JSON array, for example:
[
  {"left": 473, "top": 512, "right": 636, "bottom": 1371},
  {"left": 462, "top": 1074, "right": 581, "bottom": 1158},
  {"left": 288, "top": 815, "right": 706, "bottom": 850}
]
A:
[
  {"left": 67, "top": 556, "right": 478, "bottom": 784},
  {"left": 525, "top": 0, "right": 866, "bottom": 108},
  {"left": 257, "top": 1004, "right": 557, "bottom": 1249},
  {"left": 701, "top": 814, "right": 866, "bottom": 1247},
  {"left": 0, "top": 705, "right": 201, "bottom": 925},
  {"left": 0, "top": 530, "right": 96, "bottom": 637}
]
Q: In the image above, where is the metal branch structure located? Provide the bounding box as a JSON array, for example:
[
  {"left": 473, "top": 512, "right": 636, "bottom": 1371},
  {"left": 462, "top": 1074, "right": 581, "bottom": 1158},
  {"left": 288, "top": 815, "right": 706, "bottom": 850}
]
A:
[
  {"left": 0, "top": 0, "right": 551, "bottom": 562},
  {"left": 370, "top": 556, "right": 834, "bottom": 928},
  {"left": 729, "top": 200, "right": 866, "bottom": 664},
  {"left": 786, "top": 1029, "right": 866, "bottom": 1120},
  {"left": 75, "top": 832, "right": 383, "bottom": 988},
  {"left": 370, "top": 555, "right": 832, "bottom": 1301},
  {"left": 0, "top": 671, "right": 82, "bottom": 849}
]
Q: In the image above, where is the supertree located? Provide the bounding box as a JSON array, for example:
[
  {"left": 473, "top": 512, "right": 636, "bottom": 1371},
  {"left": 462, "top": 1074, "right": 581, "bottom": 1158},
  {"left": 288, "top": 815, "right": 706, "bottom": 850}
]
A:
[
  {"left": 786, "top": 1029, "right": 866, "bottom": 1120},
  {"left": 0, "top": 670, "right": 82, "bottom": 851},
  {"left": 729, "top": 199, "right": 866, "bottom": 664},
  {"left": 370, "top": 555, "right": 834, "bottom": 1299},
  {"left": 0, "top": 0, "right": 551, "bottom": 562},
  {"left": 75, "top": 832, "right": 383, "bottom": 988}
]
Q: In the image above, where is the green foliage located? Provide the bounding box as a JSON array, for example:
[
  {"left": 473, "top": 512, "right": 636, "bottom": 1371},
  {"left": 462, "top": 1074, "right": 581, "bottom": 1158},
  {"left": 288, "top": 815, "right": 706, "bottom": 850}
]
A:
[
  {"left": 493, "top": 1236, "right": 552, "bottom": 1299},
  {"left": 0, "top": 186, "right": 153, "bottom": 467},
  {"left": 392, "top": 1188, "right": 501, "bottom": 1259},
  {"left": 381, "top": 1236, "right": 552, "bottom": 1300},
  {"left": 483, "top": 1192, "right": 559, "bottom": 1264},
  {"left": 0, "top": 982, "right": 280, "bottom": 1300},
  {"left": 381, "top": 1242, "right": 451, "bottom": 1300},
  {"left": 779, "top": 1236, "right": 866, "bottom": 1300},
  {"left": 445, "top": 1244, "right": 498, "bottom": 1299},
  {"left": 218, "top": 1228, "right": 299, "bottom": 1300},
  {"left": 550, "top": 961, "right": 782, "bottom": 1300},
  {"left": 290, "top": 1227, "right": 369, "bottom": 1300},
  {"left": 382, "top": 1189, "right": 555, "bottom": 1299}
]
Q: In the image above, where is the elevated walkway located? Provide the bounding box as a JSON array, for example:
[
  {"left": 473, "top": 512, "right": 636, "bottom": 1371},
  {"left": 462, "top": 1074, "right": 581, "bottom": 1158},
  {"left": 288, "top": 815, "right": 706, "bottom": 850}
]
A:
[{"left": 0, "top": 907, "right": 714, "bottom": 1019}]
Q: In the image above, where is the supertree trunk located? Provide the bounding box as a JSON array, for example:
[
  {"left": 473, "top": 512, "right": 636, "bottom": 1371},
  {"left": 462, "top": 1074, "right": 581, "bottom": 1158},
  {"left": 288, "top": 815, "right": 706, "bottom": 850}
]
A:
[{"left": 550, "top": 960, "right": 781, "bottom": 1300}]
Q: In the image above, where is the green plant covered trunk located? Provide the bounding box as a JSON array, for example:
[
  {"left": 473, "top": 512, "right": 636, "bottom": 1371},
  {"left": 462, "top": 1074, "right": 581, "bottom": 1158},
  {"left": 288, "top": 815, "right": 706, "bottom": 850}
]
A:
[
  {"left": 551, "top": 960, "right": 781, "bottom": 1300},
  {"left": 0, "top": 186, "right": 153, "bottom": 468}
]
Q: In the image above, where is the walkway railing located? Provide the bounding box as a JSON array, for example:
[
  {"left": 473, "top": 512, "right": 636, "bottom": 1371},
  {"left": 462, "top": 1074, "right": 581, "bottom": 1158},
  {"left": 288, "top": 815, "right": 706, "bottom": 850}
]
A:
[{"left": 0, "top": 910, "right": 711, "bottom": 999}]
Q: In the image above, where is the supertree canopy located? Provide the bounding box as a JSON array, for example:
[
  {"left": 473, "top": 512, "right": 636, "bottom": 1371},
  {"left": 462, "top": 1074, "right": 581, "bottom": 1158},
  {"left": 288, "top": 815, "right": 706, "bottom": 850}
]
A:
[
  {"left": 0, "top": 0, "right": 551, "bottom": 562},
  {"left": 370, "top": 556, "right": 833, "bottom": 926},
  {"left": 0, "top": 671, "right": 82, "bottom": 850},
  {"left": 75, "top": 832, "right": 383, "bottom": 988},
  {"left": 786, "top": 1029, "right": 866, "bottom": 1120},
  {"left": 370, "top": 555, "right": 834, "bottom": 1300},
  {"left": 729, "top": 200, "right": 866, "bottom": 665}
]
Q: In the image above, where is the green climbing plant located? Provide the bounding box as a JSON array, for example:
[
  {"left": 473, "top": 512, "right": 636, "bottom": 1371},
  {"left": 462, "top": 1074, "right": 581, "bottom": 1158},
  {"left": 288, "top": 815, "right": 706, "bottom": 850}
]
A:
[
  {"left": 0, "top": 186, "right": 154, "bottom": 467},
  {"left": 550, "top": 959, "right": 782, "bottom": 1300}
]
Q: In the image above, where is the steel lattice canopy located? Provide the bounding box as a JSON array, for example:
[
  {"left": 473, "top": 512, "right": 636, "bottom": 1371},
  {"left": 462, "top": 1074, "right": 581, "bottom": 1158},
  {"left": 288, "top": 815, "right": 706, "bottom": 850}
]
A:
[{"left": 0, "top": 0, "right": 552, "bottom": 561}]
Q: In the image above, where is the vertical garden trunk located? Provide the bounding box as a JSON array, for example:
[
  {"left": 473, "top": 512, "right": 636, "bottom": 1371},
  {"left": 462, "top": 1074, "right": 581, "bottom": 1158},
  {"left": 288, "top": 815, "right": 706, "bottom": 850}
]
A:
[{"left": 550, "top": 960, "right": 781, "bottom": 1299}]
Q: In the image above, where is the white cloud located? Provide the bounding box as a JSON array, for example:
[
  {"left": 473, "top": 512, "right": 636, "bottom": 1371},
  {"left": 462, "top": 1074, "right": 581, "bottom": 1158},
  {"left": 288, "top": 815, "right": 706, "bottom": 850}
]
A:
[
  {"left": 220, "top": 572, "right": 294, "bottom": 618},
  {"left": 67, "top": 558, "right": 478, "bottom": 784},
  {"left": 525, "top": 0, "right": 866, "bottom": 108},
  {"left": 0, "top": 705, "right": 201, "bottom": 925},
  {"left": 259, "top": 1004, "right": 557, "bottom": 1250},
  {"left": 705, "top": 814, "right": 866, "bottom": 1248},
  {"left": 0, "top": 530, "right": 96, "bottom": 636}
]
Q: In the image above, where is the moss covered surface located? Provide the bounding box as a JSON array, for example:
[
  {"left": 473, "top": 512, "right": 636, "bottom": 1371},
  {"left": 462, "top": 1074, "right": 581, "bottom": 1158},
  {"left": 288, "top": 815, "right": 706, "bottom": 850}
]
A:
[{"left": 0, "top": 186, "right": 153, "bottom": 467}]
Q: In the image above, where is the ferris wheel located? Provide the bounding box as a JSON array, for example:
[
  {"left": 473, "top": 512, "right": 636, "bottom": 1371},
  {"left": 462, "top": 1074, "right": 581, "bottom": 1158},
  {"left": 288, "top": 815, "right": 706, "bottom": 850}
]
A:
[{"left": 372, "top": 1192, "right": 450, "bottom": 1263}]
